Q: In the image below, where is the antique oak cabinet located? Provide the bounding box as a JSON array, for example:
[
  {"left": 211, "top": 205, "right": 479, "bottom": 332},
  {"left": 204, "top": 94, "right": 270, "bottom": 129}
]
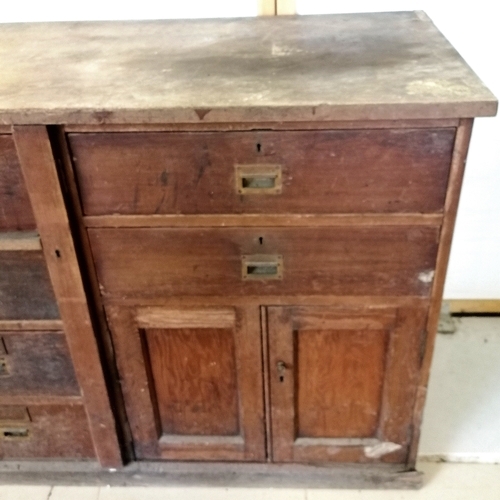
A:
[{"left": 0, "top": 12, "right": 496, "bottom": 487}]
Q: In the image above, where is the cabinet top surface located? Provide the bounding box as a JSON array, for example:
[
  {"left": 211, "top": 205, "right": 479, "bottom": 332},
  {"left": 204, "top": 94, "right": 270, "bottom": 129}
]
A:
[{"left": 0, "top": 11, "right": 496, "bottom": 125}]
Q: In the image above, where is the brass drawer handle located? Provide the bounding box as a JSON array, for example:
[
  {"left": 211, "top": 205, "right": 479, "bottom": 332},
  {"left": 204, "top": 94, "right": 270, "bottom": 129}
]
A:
[
  {"left": 242, "top": 255, "right": 283, "bottom": 280},
  {"left": 0, "top": 426, "right": 30, "bottom": 440},
  {"left": 235, "top": 164, "right": 282, "bottom": 194},
  {"left": 0, "top": 357, "right": 10, "bottom": 377}
]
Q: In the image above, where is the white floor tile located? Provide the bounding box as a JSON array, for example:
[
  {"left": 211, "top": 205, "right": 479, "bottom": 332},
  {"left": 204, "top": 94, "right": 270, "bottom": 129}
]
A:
[
  {"left": 98, "top": 486, "right": 305, "bottom": 500},
  {"left": 50, "top": 485, "right": 100, "bottom": 500},
  {"left": 0, "top": 485, "right": 52, "bottom": 500},
  {"left": 419, "top": 317, "right": 500, "bottom": 462}
]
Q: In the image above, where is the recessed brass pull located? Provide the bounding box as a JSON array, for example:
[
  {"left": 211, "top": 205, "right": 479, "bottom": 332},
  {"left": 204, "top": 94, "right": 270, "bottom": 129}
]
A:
[
  {"left": 0, "top": 357, "right": 10, "bottom": 377},
  {"left": 242, "top": 255, "right": 283, "bottom": 280},
  {"left": 235, "top": 164, "right": 282, "bottom": 194},
  {"left": 0, "top": 426, "right": 30, "bottom": 440}
]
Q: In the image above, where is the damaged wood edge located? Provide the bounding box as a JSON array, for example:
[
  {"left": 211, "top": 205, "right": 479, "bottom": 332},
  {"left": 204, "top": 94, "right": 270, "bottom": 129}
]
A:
[
  {"left": 0, "top": 320, "right": 64, "bottom": 331},
  {"left": 13, "top": 125, "right": 123, "bottom": 468},
  {"left": 83, "top": 213, "right": 444, "bottom": 229},
  {"left": 0, "top": 395, "right": 83, "bottom": 405},
  {"left": 407, "top": 118, "right": 474, "bottom": 468},
  {"left": 0, "top": 232, "right": 40, "bottom": 251},
  {"left": 64, "top": 118, "right": 459, "bottom": 133}
]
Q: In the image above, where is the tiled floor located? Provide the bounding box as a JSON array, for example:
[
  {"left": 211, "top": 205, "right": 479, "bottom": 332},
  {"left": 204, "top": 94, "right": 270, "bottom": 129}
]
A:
[{"left": 0, "top": 317, "right": 499, "bottom": 498}]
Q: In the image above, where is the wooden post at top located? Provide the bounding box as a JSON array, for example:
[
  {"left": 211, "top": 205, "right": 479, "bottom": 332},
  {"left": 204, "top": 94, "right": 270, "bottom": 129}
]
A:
[
  {"left": 276, "top": 0, "right": 296, "bottom": 15},
  {"left": 258, "top": 0, "right": 276, "bottom": 16},
  {"left": 258, "top": 0, "right": 296, "bottom": 16}
]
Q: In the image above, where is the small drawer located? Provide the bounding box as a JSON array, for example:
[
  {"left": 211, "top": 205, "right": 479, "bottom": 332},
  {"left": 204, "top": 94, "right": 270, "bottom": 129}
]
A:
[
  {"left": 0, "top": 251, "right": 59, "bottom": 320},
  {"left": 68, "top": 128, "right": 455, "bottom": 216},
  {"left": 0, "top": 332, "right": 80, "bottom": 397},
  {"left": 0, "top": 134, "right": 36, "bottom": 231},
  {"left": 89, "top": 226, "right": 440, "bottom": 300},
  {"left": 0, "top": 405, "right": 95, "bottom": 459}
]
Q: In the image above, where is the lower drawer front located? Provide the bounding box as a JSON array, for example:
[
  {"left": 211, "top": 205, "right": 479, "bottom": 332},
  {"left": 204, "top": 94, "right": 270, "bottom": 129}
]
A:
[
  {"left": 0, "top": 251, "right": 59, "bottom": 320},
  {"left": 89, "top": 226, "right": 439, "bottom": 299},
  {"left": 0, "top": 332, "right": 80, "bottom": 397},
  {"left": 0, "top": 405, "right": 95, "bottom": 459}
]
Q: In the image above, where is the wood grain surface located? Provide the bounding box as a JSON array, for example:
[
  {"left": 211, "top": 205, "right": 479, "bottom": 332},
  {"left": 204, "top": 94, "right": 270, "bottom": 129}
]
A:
[
  {"left": 0, "top": 135, "right": 36, "bottom": 230},
  {"left": 107, "top": 304, "right": 266, "bottom": 462},
  {"left": 0, "top": 404, "right": 95, "bottom": 459},
  {"left": 14, "top": 126, "right": 122, "bottom": 467},
  {"left": 267, "top": 305, "right": 426, "bottom": 464},
  {"left": 0, "top": 13, "right": 495, "bottom": 124},
  {"left": 145, "top": 328, "right": 240, "bottom": 436},
  {"left": 0, "top": 251, "right": 59, "bottom": 320},
  {"left": 0, "top": 332, "right": 80, "bottom": 397},
  {"left": 69, "top": 128, "right": 455, "bottom": 215},
  {"left": 88, "top": 226, "right": 440, "bottom": 299}
]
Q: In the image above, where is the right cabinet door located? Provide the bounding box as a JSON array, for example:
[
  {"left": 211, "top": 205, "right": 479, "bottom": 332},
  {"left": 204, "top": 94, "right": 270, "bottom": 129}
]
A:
[{"left": 267, "top": 305, "right": 427, "bottom": 464}]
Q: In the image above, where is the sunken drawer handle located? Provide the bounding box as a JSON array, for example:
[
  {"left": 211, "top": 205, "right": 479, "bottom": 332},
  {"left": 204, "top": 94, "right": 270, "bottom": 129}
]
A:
[
  {"left": 242, "top": 255, "right": 283, "bottom": 280},
  {"left": 0, "top": 426, "right": 30, "bottom": 440},
  {"left": 235, "top": 164, "right": 282, "bottom": 194}
]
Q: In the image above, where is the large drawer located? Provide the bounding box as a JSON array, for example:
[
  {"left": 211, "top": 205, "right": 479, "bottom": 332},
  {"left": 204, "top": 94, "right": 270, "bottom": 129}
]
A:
[
  {"left": 0, "top": 331, "right": 80, "bottom": 397},
  {"left": 0, "top": 251, "right": 59, "bottom": 320},
  {"left": 89, "top": 226, "right": 440, "bottom": 300},
  {"left": 0, "top": 405, "right": 95, "bottom": 459},
  {"left": 0, "top": 134, "right": 36, "bottom": 231},
  {"left": 69, "top": 129, "right": 455, "bottom": 216}
]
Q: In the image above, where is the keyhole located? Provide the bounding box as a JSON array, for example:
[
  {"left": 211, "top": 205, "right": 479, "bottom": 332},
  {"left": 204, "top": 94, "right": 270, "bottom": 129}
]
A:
[
  {"left": 279, "top": 375, "right": 284, "bottom": 383},
  {"left": 55, "top": 249, "right": 61, "bottom": 258},
  {"left": 259, "top": 236, "right": 264, "bottom": 245},
  {"left": 256, "top": 143, "right": 262, "bottom": 153}
]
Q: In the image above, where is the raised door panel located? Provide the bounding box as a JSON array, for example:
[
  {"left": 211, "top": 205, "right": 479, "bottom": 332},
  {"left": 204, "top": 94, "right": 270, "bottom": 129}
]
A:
[
  {"left": 106, "top": 305, "right": 265, "bottom": 461},
  {"left": 267, "top": 305, "right": 427, "bottom": 464}
]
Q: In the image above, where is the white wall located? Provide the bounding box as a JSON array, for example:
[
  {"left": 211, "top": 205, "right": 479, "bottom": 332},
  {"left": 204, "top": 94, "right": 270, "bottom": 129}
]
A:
[
  {"left": 1, "top": 1, "right": 498, "bottom": 299},
  {"left": 295, "top": 1, "right": 500, "bottom": 299}
]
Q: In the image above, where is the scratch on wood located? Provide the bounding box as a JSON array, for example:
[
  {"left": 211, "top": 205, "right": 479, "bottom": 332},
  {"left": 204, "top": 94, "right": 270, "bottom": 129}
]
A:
[{"left": 364, "top": 442, "right": 402, "bottom": 459}]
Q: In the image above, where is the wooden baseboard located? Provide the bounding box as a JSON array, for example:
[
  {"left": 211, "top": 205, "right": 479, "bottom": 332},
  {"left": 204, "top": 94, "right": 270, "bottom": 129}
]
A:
[
  {"left": 444, "top": 299, "right": 500, "bottom": 314},
  {"left": 0, "top": 460, "right": 422, "bottom": 489}
]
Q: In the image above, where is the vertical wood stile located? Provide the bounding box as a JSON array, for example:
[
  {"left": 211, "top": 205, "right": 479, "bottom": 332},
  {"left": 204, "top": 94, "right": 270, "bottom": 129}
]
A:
[
  {"left": 407, "top": 118, "right": 474, "bottom": 467},
  {"left": 258, "top": 0, "right": 276, "bottom": 16},
  {"left": 13, "top": 125, "right": 122, "bottom": 467},
  {"left": 276, "top": 0, "right": 296, "bottom": 15}
]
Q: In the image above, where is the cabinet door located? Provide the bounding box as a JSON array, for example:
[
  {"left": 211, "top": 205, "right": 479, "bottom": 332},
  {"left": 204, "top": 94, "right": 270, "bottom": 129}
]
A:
[
  {"left": 107, "top": 305, "right": 265, "bottom": 461},
  {"left": 267, "top": 305, "right": 427, "bottom": 464}
]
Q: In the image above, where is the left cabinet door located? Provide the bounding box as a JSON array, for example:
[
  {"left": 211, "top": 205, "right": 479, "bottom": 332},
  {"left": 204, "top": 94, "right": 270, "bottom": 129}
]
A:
[{"left": 106, "top": 305, "right": 266, "bottom": 461}]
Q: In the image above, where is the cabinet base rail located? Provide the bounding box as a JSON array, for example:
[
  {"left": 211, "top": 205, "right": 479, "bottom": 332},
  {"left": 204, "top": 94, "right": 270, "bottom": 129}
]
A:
[{"left": 0, "top": 460, "right": 422, "bottom": 489}]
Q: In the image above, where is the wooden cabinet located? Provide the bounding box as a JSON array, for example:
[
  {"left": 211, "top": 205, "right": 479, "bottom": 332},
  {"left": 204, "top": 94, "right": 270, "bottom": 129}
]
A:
[
  {"left": 0, "top": 11, "right": 496, "bottom": 487},
  {"left": 106, "top": 305, "right": 265, "bottom": 461},
  {"left": 267, "top": 305, "right": 426, "bottom": 463}
]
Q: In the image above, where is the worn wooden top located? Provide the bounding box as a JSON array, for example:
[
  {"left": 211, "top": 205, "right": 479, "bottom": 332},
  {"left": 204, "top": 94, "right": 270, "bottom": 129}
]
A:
[{"left": 0, "top": 11, "right": 496, "bottom": 125}]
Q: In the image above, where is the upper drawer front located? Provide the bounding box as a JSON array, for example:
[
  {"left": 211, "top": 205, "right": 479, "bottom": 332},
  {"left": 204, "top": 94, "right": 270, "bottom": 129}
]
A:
[
  {"left": 0, "top": 251, "right": 59, "bottom": 320},
  {"left": 89, "top": 226, "right": 439, "bottom": 299},
  {"left": 0, "top": 135, "right": 36, "bottom": 231},
  {"left": 69, "top": 129, "right": 455, "bottom": 216},
  {"left": 0, "top": 332, "right": 80, "bottom": 397}
]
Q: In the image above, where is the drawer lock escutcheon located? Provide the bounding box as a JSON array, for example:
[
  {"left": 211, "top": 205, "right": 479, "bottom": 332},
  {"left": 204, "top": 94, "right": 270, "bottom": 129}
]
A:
[
  {"left": 235, "top": 164, "right": 282, "bottom": 194},
  {"left": 242, "top": 255, "right": 283, "bottom": 280}
]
